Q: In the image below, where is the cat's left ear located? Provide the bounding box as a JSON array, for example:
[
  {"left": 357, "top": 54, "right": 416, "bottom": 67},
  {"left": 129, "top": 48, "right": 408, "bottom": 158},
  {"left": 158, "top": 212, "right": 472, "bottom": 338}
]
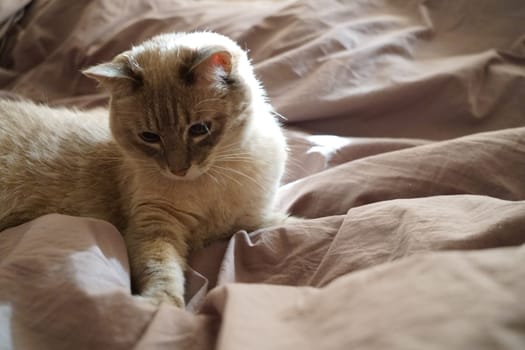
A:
[
  {"left": 191, "top": 48, "right": 232, "bottom": 88},
  {"left": 83, "top": 55, "right": 142, "bottom": 93}
]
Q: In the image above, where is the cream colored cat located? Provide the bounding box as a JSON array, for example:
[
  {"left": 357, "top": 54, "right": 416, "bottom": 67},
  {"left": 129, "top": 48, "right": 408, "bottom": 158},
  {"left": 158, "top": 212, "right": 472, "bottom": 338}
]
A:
[{"left": 0, "top": 32, "right": 288, "bottom": 307}]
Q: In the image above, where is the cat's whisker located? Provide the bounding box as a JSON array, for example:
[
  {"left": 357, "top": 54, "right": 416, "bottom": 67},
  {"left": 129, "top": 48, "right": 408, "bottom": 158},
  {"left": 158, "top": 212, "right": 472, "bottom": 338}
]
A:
[
  {"left": 214, "top": 155, "right": 252, "bottom": 162},
  {"left": 205, "top": 170, "right": 220, "bottom": 185},
  {"left": 206, "top": 168, "right": 224, "bottom": 184},
  {"left": 212, "top": 165, "right": 266, "bottom": 191},
  {"left": 214, "top": 153, "right": 252, "bottom": 158},
  {"left": 215, "top": 140, "right": 245, "bottom": 149},
  {"left": 271, "top": 110, "right": 288, "bottom": 121},
  {"left": 213, "top": 149, "right": 252, "bottom": 158},
  {"left": 210, "top": 167, "right": 243, "bottom": 188},
  {"left": 213, "top": 148, "right": 251, "bottom": 155},
  {"left": 214, "top": 151, "right": 251, "bottom": 158},
  {"left": 214, "top": 159, "right": 251, "bottom": 164},
  {"left": 213, "top": 155, "right": 252, "bottom": 162}
]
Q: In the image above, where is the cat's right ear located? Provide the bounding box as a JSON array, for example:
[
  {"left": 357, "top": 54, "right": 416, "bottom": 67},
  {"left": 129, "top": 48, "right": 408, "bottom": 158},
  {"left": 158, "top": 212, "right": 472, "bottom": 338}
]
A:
[{"left": 82, "top": 56, "right": 142, "bottom": 93}]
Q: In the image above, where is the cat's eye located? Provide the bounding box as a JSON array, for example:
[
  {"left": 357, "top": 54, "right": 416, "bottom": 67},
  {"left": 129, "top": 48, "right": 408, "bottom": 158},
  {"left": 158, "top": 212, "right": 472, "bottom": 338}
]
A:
[
  {"left": 188, "top": 121, "right": 211, "bottom": 137},
  {"left": 140, "top": 131, "right": 160, "bottom": 143}
]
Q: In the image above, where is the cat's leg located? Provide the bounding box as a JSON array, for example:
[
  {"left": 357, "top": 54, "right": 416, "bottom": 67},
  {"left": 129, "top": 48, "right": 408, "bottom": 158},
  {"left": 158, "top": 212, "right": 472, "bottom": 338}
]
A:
[{"left": 124, "top": 219, "right": 189, "bottom": 307}]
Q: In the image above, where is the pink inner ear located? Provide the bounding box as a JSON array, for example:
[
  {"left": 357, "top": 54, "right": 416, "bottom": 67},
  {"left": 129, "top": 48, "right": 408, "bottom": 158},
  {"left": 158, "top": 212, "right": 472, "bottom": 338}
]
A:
[
  {"left": 210, "top": 52, "right": 231, "bottom": 73},
  {"left": 211, "top": 54, "right": 226, "bottom": 66}
]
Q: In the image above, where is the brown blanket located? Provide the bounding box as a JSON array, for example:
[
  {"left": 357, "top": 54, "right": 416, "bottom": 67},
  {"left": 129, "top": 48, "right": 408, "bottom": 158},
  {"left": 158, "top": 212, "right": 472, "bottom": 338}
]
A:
[{"left": 1, "top": 0, "right": 525, "bottom": 349}]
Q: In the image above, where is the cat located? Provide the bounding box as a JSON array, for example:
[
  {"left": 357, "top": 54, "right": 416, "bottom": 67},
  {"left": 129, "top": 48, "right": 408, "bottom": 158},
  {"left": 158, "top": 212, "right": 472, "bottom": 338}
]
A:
[{"left": 0, "top": 32, "right": 288, "bottom": 307}]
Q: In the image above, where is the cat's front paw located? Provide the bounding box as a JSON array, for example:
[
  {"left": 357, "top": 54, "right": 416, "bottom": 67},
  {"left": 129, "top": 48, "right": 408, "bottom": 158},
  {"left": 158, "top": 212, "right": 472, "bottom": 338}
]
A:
[{"left": 141, "top": 287, "right": 185, "bottom": 308}]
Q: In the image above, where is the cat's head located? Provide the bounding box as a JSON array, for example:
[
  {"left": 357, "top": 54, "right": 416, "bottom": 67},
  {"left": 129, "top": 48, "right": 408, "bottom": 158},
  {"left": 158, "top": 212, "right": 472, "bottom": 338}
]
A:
[{"left": 83, "top": 32, "right": 263, "bottom": 180}]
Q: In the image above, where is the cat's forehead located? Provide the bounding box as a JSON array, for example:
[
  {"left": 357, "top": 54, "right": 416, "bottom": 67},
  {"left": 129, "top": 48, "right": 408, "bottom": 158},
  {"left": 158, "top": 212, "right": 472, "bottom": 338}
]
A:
[
  {"left": 132, "top": 47, "right": 193, "bottom": 74},
  {"left": 128, "top": 47, "right": 198, "bottom": 99},
  {"left": 129, "top": 46, "right": 207, "bottom": 90},
  {"left": 113, "top": 32, "right": 246, "bottom": 123},
  {"left": 132, "top": 52, "right": 227, "bottom": 122}
]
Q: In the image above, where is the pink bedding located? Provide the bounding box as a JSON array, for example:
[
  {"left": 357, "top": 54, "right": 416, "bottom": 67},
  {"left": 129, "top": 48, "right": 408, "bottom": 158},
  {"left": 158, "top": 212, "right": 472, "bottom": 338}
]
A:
[{"left": 1, "top": 0, "right": 525, "bottom": 349}]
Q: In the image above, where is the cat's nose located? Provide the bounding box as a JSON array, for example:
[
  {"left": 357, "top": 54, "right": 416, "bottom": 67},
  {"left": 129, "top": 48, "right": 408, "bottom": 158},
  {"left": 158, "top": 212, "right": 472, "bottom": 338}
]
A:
[{"left": 171, "top": 167, "right": 189, "bottom": 177}]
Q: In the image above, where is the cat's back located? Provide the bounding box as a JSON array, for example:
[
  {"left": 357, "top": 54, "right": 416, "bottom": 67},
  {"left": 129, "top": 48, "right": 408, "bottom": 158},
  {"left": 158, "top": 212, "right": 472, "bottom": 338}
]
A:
[
  {"left": 0, "top": 99, "right": 113, "bottom": 174},
  {"left": 0, "top": 99, "right": 124, "bottom": 230},
  {"left": 0, "top": 99, "right": 108, "bottom": 145}
]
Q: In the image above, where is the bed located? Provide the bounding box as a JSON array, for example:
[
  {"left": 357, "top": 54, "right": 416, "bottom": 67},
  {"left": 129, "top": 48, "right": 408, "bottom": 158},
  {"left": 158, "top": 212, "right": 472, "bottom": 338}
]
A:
[{"left": 1, "top": 0, "right": 525, "bottom": 349}]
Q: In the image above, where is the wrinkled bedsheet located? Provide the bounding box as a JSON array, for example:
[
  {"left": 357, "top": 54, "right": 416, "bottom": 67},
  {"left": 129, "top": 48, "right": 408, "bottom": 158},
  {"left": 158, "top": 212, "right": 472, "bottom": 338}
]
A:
[{"left": 1, "top": 0, "right": 525, "bottom": 349}]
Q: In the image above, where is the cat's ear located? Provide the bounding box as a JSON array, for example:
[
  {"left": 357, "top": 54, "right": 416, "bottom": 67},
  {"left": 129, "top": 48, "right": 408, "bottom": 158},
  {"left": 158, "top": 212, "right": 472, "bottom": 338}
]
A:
[
  {"left": 83, "top": 56, "right": 142, "bottom": 93},
  {"left": 191, "top": 48, "right": 232, "bottom": 88}
]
